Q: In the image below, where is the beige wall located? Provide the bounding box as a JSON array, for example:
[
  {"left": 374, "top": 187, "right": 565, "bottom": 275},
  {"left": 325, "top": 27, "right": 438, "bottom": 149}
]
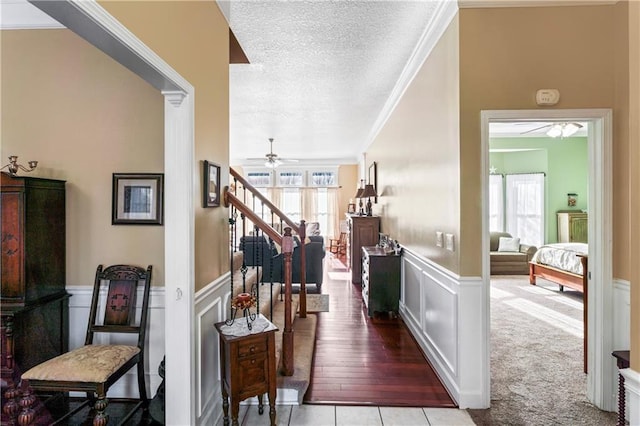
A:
[
  {"left": 101, "top": 1, "right": 230, "bottom": 292},
  {"left": 628, "top": 0, "right": 640, "bottom": 369},
  {"left": 338, "top": 164, "right": 358, "bottom": 221},
  {"left": 367, "top": 16, "right": 461, "bottom": 273},
  {"left": 1, "top": 29, "right": 165, "bottom": 286},
  {"left": 459, "top": 5, "right": 625, "bottom": 277}
]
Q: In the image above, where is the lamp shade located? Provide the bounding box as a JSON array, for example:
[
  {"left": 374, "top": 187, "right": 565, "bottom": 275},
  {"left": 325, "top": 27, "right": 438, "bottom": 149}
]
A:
[
  {"left": 354, "top": 187, "right": 364, "bottom": 198},
  {"left": 361, "top": 184, "right": 377, "bottom": 198}
]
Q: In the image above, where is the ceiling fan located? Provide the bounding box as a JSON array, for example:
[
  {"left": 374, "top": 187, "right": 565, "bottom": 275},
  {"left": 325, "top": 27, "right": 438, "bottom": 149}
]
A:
[
  {"left": 519, "top": 122, "right": 584, "bottom": 138},
  {"left": 246, "top": 138, "right": 298, "bottom": 168}
]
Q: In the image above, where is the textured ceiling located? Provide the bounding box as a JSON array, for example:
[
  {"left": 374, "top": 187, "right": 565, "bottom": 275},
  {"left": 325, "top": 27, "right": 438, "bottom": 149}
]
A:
[{"left": 227, "top": 0, "right": 441, "bottom": 166}]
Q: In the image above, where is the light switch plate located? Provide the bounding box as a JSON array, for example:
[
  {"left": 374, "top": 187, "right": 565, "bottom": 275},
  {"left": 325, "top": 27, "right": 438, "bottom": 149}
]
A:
[
  {"left": 445, "top": 233, "right": 455, "bottom": 251},
  {"left": 436, "top": 232, "right": 443, "bottom": 248}
]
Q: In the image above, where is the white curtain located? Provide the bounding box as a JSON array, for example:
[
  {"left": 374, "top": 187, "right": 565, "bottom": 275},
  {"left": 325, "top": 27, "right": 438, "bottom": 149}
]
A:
[
  {"left": 489, "top": 174, "right": 504, "bottom": 232},
  {"left": 505, "top": 173, "right": 545, "bottom": 247},
  {"left": 326, "top": 188, "right": 339, "bottom": 239}
]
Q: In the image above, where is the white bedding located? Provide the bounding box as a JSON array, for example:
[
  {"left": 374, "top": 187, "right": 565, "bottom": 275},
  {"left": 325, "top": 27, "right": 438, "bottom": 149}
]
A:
[{"left": 530, "top": 243, "right": 588, "bottom": 275}]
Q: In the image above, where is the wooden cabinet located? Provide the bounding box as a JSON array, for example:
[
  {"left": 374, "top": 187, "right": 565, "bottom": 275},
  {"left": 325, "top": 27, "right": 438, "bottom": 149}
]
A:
[
  {"left": 361, "top": 247, "right": 401, "bottom": 317},
  {"left": 346, "top": 215, "right": 380, "bottom": 284},
  {"left": 1, "top": 173, "right": 69, "bottom": 399},
  {"left": 557, "top": 211, "right": 588, "bottom": 243},
  {"left": 215, "top": 319, "right": 278, "bottom": 426}
]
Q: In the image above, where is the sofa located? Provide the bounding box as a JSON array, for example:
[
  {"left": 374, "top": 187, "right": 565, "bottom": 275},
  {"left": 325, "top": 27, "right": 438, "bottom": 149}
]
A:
[
  {"left": 240, "top": 235, "right": 325, "bottom": 291},
  {"left": 490, "top": 231, "right": 537, "bottom": 275}
]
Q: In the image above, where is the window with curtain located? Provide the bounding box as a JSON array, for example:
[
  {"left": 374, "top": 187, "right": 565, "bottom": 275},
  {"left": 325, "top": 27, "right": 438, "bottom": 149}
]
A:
[
  {"left": 505, "top": 173, "right": 545, "bottom": 247},
  {"left": 489, "top": 174, "right": 504, "bottom": 232}
]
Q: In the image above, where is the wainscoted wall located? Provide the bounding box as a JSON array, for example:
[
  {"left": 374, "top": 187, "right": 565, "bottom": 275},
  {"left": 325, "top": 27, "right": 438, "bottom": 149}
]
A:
[
  {"left": 66, "top": 286, "right": 166, "bottom": 399},
  {"left": 400, "top": 248, "right": 484, "bottom": 408},
  {"left": 193, "top": 273, "right": 232, "bottom": 426}
]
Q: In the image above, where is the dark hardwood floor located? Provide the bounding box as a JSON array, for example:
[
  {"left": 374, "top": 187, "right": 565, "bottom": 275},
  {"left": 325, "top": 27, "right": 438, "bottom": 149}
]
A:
[{"left": 303, "top": 254, "right": 456, "bottom": 407}]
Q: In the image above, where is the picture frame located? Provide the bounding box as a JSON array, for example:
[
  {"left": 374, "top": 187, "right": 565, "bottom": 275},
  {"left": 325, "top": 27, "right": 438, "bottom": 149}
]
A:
[
  {"left": 203, "top": 160, "right": 221, "bottom": 208},
  {"left": 112, "top": 173, "right": 164, "bottom": 225}
]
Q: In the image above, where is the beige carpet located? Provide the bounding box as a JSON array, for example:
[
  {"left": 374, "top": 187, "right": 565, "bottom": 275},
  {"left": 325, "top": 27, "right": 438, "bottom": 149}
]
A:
[{"left": 468, "top": 276, "right": 617, "bottom": 425}]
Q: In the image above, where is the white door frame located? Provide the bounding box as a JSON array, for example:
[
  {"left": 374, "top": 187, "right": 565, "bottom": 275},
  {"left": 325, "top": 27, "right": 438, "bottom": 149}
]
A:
[
  {"left": 32, "top": 1, "right": 197, "bottom": 423},
  {"left": 480, "top": 109, "right": 614, "bottom": 411}
]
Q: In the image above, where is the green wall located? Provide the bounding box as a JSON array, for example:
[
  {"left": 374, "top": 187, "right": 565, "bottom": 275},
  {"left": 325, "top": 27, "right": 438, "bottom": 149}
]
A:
[{"left": 490, "top": 137, "right": 588, "bottom": 243}]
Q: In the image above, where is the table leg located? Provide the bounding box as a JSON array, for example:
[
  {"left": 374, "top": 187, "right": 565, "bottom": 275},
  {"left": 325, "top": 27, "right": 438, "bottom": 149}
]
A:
[
  {"left": 221, "top": 388, "right": 229, "bottom": 426},
  {"left": 268, "top": 389, "right": 276, "bottom": 426},
  {"left": 258, "top": 393, "right": 264, "bottom": 415}
]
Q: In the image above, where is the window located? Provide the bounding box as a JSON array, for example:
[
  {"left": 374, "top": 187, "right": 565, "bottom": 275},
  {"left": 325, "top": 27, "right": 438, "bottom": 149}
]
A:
[
  {"left": 505, "top": 173, "right": 545, "bottom": 247},
  {"left": 489, "top": 174, "right": 504, "bottom": 232},
  {"left": 310, "top": 171, "right": 336, "bottom": 187},
  {"left": 246, "top": 171, "right": 271, "bottom": 187},
  {"left": 277, "top": 171, "right": 303, "bottom": 187}
]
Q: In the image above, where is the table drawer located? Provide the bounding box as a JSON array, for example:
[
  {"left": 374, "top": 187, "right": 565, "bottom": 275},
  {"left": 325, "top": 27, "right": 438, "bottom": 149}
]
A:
[{"left": 237, "top": 334, "right": 268, "bottom": 357}]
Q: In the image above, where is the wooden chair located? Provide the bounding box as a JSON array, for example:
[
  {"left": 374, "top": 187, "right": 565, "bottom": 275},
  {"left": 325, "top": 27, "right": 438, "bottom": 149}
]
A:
[
  {"left": 329, "top": 232, "right": 348, "bottom": 255},
  {"left": 16, "top": 264, "right": 153, "bottom": 426}
]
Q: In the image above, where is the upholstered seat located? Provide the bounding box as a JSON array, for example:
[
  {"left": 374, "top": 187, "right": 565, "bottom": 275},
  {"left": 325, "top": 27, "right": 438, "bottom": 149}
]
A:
[
  {"left": 490, "top": 232, "right": 537, "bottom": 275},
  {"left": 22, "top": 345, "right": 140, "bottom": 383},
  {"left": 15, "top": 264, "right": 152, "bottom": 426}
]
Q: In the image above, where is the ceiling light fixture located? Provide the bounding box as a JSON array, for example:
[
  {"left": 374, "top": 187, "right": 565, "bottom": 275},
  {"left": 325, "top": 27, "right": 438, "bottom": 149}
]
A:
[{"left": 547, "top": 122, "right": 582, "bottom": 138}]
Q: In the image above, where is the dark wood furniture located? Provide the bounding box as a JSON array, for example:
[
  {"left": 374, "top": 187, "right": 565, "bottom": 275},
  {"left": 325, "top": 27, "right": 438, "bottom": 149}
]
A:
[
  {"left": 215, "top": 320, "right": 278, "bottom": 426},
  {"left": 16, "top": 264, "right": 153, "bottom": 426},
  {"left": 1, "top": 174, "right": 70, "bottom": 423},
  {"left": 529, "top": 254, "right": 588, "bottom": 373},
  {"left": 346, "top": 215, "right": 380, "bottom": 284},
  {"left": 612, "top": 350, "right": 630, "bottom": 426},
  {"left": 361, "top": 246, "right": 401, "bottom": 317}
]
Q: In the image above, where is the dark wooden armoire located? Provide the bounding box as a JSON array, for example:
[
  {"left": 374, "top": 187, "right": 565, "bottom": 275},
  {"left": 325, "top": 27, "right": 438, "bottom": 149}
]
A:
[{"left": 1, "top": 173, "right": 69, "bottom": 403}]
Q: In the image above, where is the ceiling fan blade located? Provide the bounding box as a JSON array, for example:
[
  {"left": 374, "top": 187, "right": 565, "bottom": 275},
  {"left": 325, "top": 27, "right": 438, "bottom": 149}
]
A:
[{"left": 520, "top": 124, "right": 551, "bottom": 135}]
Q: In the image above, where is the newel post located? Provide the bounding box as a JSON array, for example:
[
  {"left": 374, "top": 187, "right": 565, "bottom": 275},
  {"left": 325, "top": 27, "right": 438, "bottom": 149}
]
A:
[
  {"left": 298, "top": 220, "right": 307, "bottom": 318},
  {"left": 282, "top": 227, "right": 294, "bottom": 376}
]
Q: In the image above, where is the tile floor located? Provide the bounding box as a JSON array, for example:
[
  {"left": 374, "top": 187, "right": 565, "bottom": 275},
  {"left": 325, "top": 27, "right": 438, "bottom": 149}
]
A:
[{"left": 221, "top": 404, "right": 476, "bottom": 425}]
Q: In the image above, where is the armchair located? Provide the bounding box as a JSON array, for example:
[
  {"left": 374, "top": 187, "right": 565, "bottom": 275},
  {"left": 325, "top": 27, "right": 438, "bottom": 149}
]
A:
[{"left": 490, "top": 231, "right": 537, "bottom": 275}]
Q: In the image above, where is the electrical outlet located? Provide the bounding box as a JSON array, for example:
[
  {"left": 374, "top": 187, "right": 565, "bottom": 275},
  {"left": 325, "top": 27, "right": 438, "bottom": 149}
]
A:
[
  {"left": 436, "top": 232, "right": 443, "bottom": 248},
  {"left": 445, "top": 233, "right": 455, "bottom": 251}
]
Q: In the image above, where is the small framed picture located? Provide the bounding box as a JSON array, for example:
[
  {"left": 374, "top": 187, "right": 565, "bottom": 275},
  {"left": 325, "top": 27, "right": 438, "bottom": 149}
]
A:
[
  {"left": 203, "top": 160, "right": 220, "bottom": 208},
  {"left": 112, "top": 173, "right": 164, "bottom": 225}
]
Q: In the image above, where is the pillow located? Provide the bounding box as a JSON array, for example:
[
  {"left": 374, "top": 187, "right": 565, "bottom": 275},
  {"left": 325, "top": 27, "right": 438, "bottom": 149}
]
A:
[{"left": 498, "top": 237, "right": 520, "bottom": 252}]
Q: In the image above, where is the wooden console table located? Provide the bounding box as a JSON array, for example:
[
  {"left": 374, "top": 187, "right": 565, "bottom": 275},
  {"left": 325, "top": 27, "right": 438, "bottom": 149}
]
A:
[{"left": 215, "top": 317, "right": 278, "bottom": 426}]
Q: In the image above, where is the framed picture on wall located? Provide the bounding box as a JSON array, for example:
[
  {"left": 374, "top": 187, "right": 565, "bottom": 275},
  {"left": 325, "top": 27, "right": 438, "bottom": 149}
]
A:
[
  {"left": 112, "top": 173, "right": 164, "bottom": 225},
  {"left": 203, "top": 160, "right": 221, "bottom": 208}
]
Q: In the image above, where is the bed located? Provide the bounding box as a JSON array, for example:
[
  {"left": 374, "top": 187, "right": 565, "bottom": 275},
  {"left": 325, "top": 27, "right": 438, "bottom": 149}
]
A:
[
  {"left": 528, "top": 242, "right": 588, "bottom": 293},
  {"left": 528, "top": 242, "right": 588, "bottom": 372}
]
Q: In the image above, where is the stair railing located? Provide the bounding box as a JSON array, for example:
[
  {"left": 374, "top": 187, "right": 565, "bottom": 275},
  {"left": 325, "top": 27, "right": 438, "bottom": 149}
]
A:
[
  {"left": 229, "top": 168, "right": 307, "bottom": 318},
  {"left": 224, "top": 188, "right": 297, "bottom": 376}
]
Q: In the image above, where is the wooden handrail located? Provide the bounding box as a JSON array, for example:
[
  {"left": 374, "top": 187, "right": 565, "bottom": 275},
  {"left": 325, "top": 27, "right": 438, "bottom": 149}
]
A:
[
  {"left": 224, "top": 190, "right": 282, "bottom": 245},
  {"left": 230, "top": 168, "right": 300, "bottom": 234}
]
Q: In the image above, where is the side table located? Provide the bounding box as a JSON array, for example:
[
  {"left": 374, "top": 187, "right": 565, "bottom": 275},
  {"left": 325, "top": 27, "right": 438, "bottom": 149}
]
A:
[
  {"left": 612, "top": 350, "right": 630, "bottom": 426},
  {"left": 215, "top": 316, "right": 278, "bottom": 426}
]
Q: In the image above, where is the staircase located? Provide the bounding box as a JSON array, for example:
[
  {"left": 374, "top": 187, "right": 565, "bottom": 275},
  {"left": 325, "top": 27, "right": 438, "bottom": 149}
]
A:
[{"left": 225, "top": 170, "right": 318, "bottom": 403}]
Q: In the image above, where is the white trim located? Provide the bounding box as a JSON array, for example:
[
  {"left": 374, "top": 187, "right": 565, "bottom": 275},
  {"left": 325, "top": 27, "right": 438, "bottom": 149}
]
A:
[
  {"left": 482, "top": 108, "right": 614, "bottom": 411},
  {"left": 458, "top": 0, "right": 617, "bottom": 8},
  {"left": 33, "top": 1, "right": 197, "bottom": 422},
  {"left": 361, "top": 0, "right": 458, "bottom": 155},
  {"left": 400, "top": 247, "right": 485, "bottom": 408},
  {"left": 621, "top": 368, "right": 640, "bottom": 426}
]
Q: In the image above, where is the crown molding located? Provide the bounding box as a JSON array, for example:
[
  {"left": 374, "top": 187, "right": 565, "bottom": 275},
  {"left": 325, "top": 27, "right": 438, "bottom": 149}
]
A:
[
  {"left": 361, "top": 0, "right": 458, "bottom": 156},
  {"left": 458, "top": 0, "right": 618, "bottom": 9}
]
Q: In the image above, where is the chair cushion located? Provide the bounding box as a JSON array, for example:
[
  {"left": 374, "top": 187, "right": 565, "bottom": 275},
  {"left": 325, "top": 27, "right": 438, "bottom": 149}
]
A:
[
  {"left": 22, "top": 344, "right": 140, "bottom": 383},
  {"left": 490, "top": 251, "right": 527, "bottom": 262},
  {"left": 498, "top": 237, "right": 520, "bottom": 252}
]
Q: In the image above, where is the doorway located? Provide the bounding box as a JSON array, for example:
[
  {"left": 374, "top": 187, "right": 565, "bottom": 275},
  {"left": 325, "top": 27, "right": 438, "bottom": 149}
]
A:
[{"left": 480, "top": 109, "right": 614, "bottom": 411}]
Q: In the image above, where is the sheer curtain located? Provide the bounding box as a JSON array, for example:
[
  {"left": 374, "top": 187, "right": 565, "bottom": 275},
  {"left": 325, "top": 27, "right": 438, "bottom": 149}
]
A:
[
  {"left": 489, "top": 174, "right": 504, "bottom": 232},
  {"left": 326, "top": 188, "right": 339, "bottom": 239},
  {"left": 505, "top": 173, "right": 545, "bottom": 247}
]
